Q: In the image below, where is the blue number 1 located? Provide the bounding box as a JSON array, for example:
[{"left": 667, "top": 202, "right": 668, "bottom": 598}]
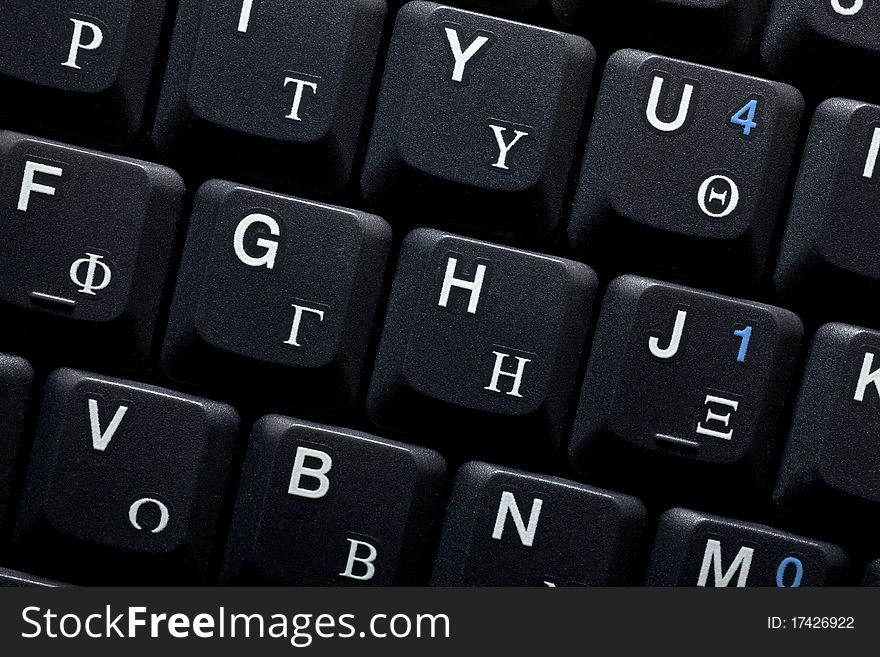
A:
[
  {"left": 734, "top": 326, "right": 752, "bottom": 363},
  {"left": 731, "top": 99, "right": 758, "bottom": 136}
]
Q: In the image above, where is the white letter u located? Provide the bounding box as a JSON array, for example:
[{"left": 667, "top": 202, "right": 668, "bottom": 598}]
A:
[{"left": 646, "top": 75, "right": 695, "bottom": 133}]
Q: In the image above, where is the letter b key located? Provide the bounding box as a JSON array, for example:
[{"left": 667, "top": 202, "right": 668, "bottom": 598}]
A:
[{"left": 220, "top": 417, "right": 446, "bottom": 585}]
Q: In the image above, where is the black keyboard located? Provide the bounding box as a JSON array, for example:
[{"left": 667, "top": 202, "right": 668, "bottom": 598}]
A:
[{"left": 1, "top": 0, "right": 879, "bottom": 587}]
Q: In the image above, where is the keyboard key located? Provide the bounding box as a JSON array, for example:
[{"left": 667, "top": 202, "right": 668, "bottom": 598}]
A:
[
  {"left": 367, "top": 228, "right": 597, "bottom": 463},
  {"left": 775, "top": 98, "right": 880, "bottom": 322},
  {"left": 153, "top": 0, "right": 386, "bottom": 194},
  {"left": 0, "top": 354, "right": 33, "bottom": 536},
  {"left": 0, "top": 568, "right": 64, "bottom": 588},
  {"left": 775, "top": 323, "right": 880, "bottom": 532},
  {"left": 0, "top": 1, "right": 170, "bottom": 145},
  {"left": 430, "top": 462, "right": 646, "bottom": 586},
  {"left": 0, "top": 132, "right": 184, "bottom": 370},
  {"left": 13, "top": 369, "right": 239, "bottom": 584},
  {"left": 552, "top": 1, "right": 764, "bottom": 63},
  {"left": 456, "top": 0, "right": 543, "bottom": 11},
  {"left": 569, "top": 275, "right": 802, "bottom": 507},
  {"left": 162, "top": 181, "right": 391, "bottom": 416},
  {"left": 864, "top": 559, "right": 880, "bottom": 586},
  {"left": 220, "top": 416, "right": 446, "bottom": 585},
  {"left": 645, "top": 508, "right": 849, "bottom": 586},
  {"left": 761, "top": 0, "right": 880, "bottom": 100},
  {"left": 567, "top": 49, "right": 803, "bottom": 288},
  {"left": 361, "top": 1, "right": 595, "bottom": 239}
]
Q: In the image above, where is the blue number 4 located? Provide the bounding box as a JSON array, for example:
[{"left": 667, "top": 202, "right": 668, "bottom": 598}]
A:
[{"left": 731, "top": 99, "right": 758, "bottom": 136}]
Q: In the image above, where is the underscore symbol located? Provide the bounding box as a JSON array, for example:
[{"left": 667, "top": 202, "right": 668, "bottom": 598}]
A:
[{"left": 69, "top": 253, "right": 112, "bottom": 296}]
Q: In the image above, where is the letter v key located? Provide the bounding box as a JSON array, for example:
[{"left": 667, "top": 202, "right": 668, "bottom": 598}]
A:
[{"left": 88, "top": 399, "right": 129, "bottom": 451}]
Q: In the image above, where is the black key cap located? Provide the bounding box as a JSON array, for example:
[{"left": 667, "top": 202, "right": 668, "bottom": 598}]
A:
[
  {"left": 0, "top": 132, "right": 183, "bottom": 370},
  {"left": 430, "top": 462, "right": 646, "bottom": 586},
  {"left": 0, "top": 1, "right": 170, "bottom": 145},
  {"left": 366, "top": 228, "right": 597, "bottom": 464},
  {"left": 361, "top": 1, "right": 594, "bottom": 239},
  {"left": 552, "top": 1, "right": 764, "bottom": 64},
  {"left": 162, "top": 180, "right": 391, "bottom": 416},
  {"left": 0, "top": 354, "right": 33, "bottom": 536},
  {"left": 864, "top": 559, "right": 880, "bottom": 586},
  {"left": 569, "top": 275, "right": 802, "bottom": 508},
  {"left": 567, "top": 49, "right": 803, "bottom": 288},
  {"left": 775, "top": 323, "right": 880, "bottom": 534},
  {"left": 775, "top": 98, "right": 880, "bottom": 323},
  {"left": 646, "top": 508, "right": 849, "bottom": 586},
  {"left": 761, "top": 0, "right": 880, "bottom": 101},
  {"left": 455, "top": 0, "right": 542, "bottom": 12},
  {"left": 13, "top": 369, "right": 239, "bottom": 584},
  {"left": 0, "top": 568, "right": 63, "bottom": 588},
  {"left": 220, "top": 415, "right": 446, "bottom": 585},
  {"left": 153, "top": 0, "right": 386, "bottom": 194}
]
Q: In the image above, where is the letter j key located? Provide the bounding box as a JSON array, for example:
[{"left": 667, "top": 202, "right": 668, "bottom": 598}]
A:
[{"left": 569, "top": 276, "right": 802, "bottom": 508}]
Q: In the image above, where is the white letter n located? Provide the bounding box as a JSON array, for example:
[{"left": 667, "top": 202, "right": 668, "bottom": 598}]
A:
[{"left": 492, "top": 491, "right": 542, "bottom": 547}]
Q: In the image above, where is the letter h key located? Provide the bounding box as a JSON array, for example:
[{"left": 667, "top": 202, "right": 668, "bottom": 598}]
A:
[
  {"left": 569, "top": 276, "right": 802, "bottom": 507},
  {"left": 367, "top": 229, "right": 597, "bottom": 464}
]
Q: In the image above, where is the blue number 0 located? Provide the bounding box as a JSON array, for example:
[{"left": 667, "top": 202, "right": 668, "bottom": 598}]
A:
[{"left": 731, "top": 99, "right": 758, "bottom": 136}]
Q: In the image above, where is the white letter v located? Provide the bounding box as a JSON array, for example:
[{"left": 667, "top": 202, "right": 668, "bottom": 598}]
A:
[{"left": 88, "top": 399, "right": 128, "bottom": 451}]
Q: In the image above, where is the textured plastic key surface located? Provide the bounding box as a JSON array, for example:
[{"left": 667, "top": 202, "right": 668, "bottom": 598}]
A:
[
  {"left": 0, "top": 131, "right": 183, "bottom": 370},
  {"left": 864, "top": 559, "right": 880, "bottom": 586},
  {"left": 645, "top": 508, "right": 850, "bottom": 587},
  {"left": 13, "top": 369, "right": 239, "bottom": 585},
  {"left": 430, "top": 462, "right": 646, "bottom": 586},
  {"left": 367, "top": 228, "right": 597, "bottom": 464},
  {"left": 453, "top": 0, "right": 543, "bottom": 11},
  {"left": 0, "top": 354, "right": 33, "bottom": 536},
  {"left": 221, "top": 415, "right": 446, "bottom": 585},
  {"left": 569, "top": 275, "right": 803, "bottom": 508},
  {"left": 762, "top": 0, "right": 880, "bottom": 101},
  {"left": 162, "top": 180, "right": 391, "bottom": 416},
  {"left": 567, "top": 49, "right": 803, "bottom": 289},
  {"left": 775, "top": 98, "right": 880, "bottom": 323},
  {"left": 552, "top": 0, "right": 765, "bottom": 63},
  {"left": 0, "top": 0, "right": 170, "bottom": 144},
  {"left": 152, "top": 0, "right": 386, "bottom": 194},
  {"left": 775, "top": 323, "right": 880, "bottom": 534},
  {"left": 361, "top": 1, "right": 595, "bottom": 239}
]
